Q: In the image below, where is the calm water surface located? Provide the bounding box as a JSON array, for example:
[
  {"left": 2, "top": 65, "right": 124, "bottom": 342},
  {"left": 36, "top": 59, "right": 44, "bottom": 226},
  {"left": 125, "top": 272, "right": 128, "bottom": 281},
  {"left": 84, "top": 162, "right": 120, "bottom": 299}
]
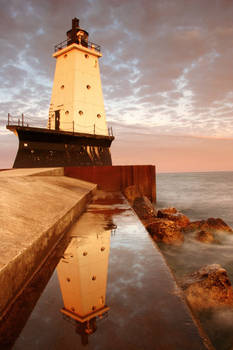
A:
[
  {"left": 157, "top": 171, "right": 233, "bottom": 226},
  {"left": 157, "top": 171, "right": 233, "bottom": 350}
]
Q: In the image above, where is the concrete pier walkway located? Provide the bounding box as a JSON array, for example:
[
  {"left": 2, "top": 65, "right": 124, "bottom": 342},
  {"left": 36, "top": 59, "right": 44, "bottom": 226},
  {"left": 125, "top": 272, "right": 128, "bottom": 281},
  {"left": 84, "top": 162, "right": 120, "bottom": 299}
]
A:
[
  {"left": 13, "top": 191, "right": 211, "bottom": 349},
  {"left": 0, "top": 168, "right": 96, "bottom": 319}
]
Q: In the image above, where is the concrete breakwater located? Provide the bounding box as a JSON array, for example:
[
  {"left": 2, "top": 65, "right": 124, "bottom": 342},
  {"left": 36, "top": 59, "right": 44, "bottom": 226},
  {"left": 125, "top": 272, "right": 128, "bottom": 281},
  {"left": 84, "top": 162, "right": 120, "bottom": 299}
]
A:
[
  {"left": 0, "top": 167, "right": 97, "bottom": 320},
  {"left": 0, "top": 165, "right": 213, "bottom": 349},
  {"left": 0, "top": 165, "right": 155, "bottom": 322}
]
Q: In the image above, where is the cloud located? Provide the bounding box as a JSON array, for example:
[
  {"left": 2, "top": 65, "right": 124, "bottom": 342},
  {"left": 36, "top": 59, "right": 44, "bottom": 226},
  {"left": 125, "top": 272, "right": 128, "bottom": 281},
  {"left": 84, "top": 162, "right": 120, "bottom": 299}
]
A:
[
  {"left": 111, "top": 129, "right": 233, "bottom": 172},
  {"left": 0, "top": 133, "right": 18, "bottom": 168},
  {"left": 0, "top": 0, "right": 233, "bottom": 170}
]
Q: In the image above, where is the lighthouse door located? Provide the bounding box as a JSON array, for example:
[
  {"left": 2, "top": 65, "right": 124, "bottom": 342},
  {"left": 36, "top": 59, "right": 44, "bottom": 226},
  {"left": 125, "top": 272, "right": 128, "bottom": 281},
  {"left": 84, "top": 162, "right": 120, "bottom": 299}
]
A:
[{"left": 55, "top": 110, "right": 60, "bottom": 130}]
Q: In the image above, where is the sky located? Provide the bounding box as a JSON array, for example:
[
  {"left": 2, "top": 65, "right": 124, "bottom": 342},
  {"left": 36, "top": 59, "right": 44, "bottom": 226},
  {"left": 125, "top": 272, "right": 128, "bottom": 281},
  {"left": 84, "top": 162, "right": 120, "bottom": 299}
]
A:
[{"left": 0, "top": 0, "right": 233, "bottom": 172}]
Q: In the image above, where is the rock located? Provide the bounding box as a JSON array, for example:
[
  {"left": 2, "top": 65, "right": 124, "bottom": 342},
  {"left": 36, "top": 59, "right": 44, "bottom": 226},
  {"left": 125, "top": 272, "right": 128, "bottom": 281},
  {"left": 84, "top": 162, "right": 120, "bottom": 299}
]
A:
[
  {"left": 182, "top": 264, "right": 233, "bottom": 309},
  {"left": 133, "top": 196, "right": 157, "bottom": 220},
  {"left": 206, "top": 218, "right": 232, "bottom": 232},
  {"left": 157, "top": 209, "right": 190, "bottom": 228},
  {"left": 146, "top": 218, "right": 184, "bottom": 245},
  {"left": 123, "top": 185, "right": 141, "bottom": 204},
  {"left": 184, "top": 218, "right": 232, "bottom": 234},
  {"left": 196, "top": 230, "right": 214, "bottom": 244},
  {"left": 158, "top": 207, "right": 177, "bottom": 214}
]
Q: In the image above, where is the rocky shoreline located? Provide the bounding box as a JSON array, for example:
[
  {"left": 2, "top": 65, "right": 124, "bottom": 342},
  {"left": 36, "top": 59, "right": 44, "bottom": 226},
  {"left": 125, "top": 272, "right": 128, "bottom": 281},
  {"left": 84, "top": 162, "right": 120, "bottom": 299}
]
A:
[{"left": 124, "top": 185, "right": 233, "bottom": 312}]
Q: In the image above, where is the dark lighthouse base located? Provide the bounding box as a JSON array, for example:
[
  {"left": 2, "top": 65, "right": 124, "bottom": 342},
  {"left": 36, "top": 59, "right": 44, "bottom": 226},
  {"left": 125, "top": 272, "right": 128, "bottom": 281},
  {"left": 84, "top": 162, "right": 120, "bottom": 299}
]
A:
[{"left": 7, "top": 125, "right": 114, "bottom": 168}]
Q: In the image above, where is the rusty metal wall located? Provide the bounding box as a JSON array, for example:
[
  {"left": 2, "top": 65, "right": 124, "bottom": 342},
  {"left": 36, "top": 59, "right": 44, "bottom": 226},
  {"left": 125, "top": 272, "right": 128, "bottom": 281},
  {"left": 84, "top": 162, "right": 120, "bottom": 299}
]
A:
[{"left": 64, "top": 165, "right": 156, "bottom": 203}]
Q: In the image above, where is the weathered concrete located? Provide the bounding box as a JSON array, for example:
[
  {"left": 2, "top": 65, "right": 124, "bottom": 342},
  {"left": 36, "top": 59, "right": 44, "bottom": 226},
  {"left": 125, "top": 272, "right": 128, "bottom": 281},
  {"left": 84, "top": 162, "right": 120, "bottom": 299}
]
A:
[
  {"left": 0, "top": 168, "right": 97, "bottom": 318},
  {"left": 0, "top": 167, "right": 64, "bottom": 177}
]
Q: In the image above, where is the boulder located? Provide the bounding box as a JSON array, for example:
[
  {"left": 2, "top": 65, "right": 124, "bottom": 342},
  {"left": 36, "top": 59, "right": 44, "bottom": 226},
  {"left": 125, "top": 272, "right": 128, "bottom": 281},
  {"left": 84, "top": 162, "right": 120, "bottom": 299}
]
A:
[
  {"left": 146, "top": 218, "right": 184, "bottom": 245},
  {"left": 206, "top": 218, "right": 232, "bottom": 232},
  {"left": 196, "top": 230, "right": 214, "bottom": 244},
  {"left": 158, "top": 207, "right": 177, "bottom": 214},
  {"left": 133, "top": 196, "right": 157, "bottom": 221},
  {"left": 157, "top": 209, "right": 190, "bottom": 228},
  {"left": 182, "top": 264, "right": 233, "bottom": 309},
  {"left": 123, "top": 185, "right": 141, "bottom": 204},
  {"left": 184, "top": 218, "right": 232, "bottom": 234}
]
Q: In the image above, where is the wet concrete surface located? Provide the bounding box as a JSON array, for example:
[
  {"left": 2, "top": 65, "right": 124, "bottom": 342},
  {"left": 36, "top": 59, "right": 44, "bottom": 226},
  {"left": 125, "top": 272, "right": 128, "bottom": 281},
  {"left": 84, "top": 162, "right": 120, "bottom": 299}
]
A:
[
  {"left": 0, "top": 168, "right": 96, "bottom": 322},
  {"left": 0, "top": 230, "right": 72, "bottom": 349},
  {"left": 12, "top": 191, "right": 210, "bottom": 349}
]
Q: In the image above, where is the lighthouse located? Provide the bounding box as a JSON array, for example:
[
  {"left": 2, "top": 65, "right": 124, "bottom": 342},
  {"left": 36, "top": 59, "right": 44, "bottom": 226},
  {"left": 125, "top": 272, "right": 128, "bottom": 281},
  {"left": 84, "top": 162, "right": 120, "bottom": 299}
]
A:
[
  {"left": 7, "top": 17, "right": 114, "bottom": 168},
  {"left": 57, "top": 227, "right": 110, "bottom": 343},
  {"left": 49, "top": 18, "right": 108, "bottom": 136}
]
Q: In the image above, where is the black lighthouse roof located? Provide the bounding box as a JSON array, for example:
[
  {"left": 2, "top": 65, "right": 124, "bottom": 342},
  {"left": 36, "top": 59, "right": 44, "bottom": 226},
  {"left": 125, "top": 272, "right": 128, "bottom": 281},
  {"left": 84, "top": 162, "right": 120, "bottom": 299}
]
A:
[
  {"left": 54, "top": 17, "right": 101, "bottom": 52},
  {"left": 66, "top": 17, "right": 89, "bottom": 46}
]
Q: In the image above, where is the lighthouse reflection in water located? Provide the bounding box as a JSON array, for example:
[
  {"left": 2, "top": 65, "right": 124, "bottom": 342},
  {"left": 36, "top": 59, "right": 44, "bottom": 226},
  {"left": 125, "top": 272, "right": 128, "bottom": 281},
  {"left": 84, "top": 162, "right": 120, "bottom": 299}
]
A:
[{"left": 56, "top": 219, "right": 111, "bottom": 345}]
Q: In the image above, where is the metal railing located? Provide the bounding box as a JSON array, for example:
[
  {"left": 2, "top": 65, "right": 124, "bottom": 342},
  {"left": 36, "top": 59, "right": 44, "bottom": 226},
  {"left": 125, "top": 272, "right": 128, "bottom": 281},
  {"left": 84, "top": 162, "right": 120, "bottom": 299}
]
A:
[
  {"left": 54, "top": 38, "right": 101, "bottom": 53},
  {"left": 7, "top": 113, "right": 113, "bottom": 137},
  {"left": 7, "top": 113, "right": 47, "bottom": 128}
]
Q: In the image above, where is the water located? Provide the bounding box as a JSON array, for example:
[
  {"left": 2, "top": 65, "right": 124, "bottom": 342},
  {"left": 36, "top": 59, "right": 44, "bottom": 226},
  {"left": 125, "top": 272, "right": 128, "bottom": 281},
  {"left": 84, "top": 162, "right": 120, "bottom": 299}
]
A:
[
  {"left": 3, "top": 174, "right": 233, "bottom": 349},
  {"left": 7, "top": 191, "right": 207, "bottom": 350},
  {"left": 157, "top": 171, "right": 233, "bottom": 227},
  {"left": 156, "top": 171, "right": 233, "bottom": 350}
]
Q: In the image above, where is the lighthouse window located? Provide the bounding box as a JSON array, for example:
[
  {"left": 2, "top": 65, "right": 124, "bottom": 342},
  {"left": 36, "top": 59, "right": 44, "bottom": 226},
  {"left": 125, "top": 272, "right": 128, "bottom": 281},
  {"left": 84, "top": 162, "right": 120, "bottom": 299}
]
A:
[
  {"left": 86, "top": 85, "right": 91, "bottom": 89},
  {"left": 84, "top": 54, "right": 89, "bottom": 59},
  {"left": 65, "top": 110, "right": 69, "bottom": 115},
  {"left": 97, "top": 114, "right": 101, "bottom": 118},
  {"left": 60, "top": 85, "right": 64, "bottom": 89},
  {"left": 79, "top": 110, "right": 83, "bottom": 115}
]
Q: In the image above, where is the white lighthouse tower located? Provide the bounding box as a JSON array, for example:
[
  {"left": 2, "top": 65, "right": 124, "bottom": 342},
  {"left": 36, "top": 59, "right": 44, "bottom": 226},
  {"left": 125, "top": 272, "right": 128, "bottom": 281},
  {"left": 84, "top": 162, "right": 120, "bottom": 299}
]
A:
[
  {"left": 49, "top": 18, "right": 108, "bottom": 136},
  {"left": 8, "top": 17, "right": 114, "bottom": 168}
]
